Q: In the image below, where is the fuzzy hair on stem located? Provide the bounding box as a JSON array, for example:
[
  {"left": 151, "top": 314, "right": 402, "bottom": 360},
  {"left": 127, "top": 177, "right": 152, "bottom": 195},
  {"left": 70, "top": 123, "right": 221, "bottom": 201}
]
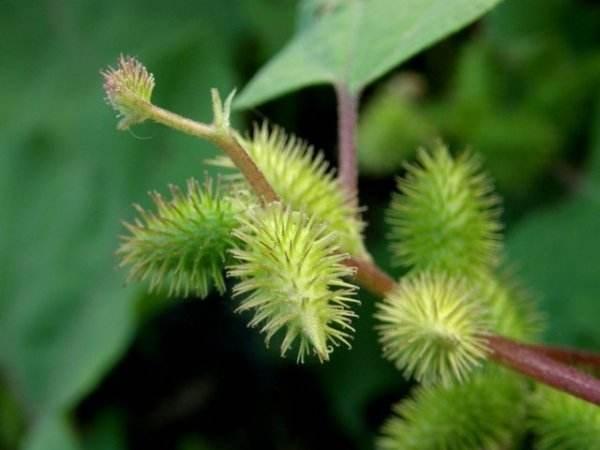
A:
[
  {"left": 376, "top": 271, "right": 489, "bottom": 386},
  {"left": 228, "top": 202, "right": 359, "bottom": 363},
  {"left": 118, "top": 178, "right": 238, "bottom": 298},
  {"left": 387, "top": 144, "right": 501, "bottom": 276}
]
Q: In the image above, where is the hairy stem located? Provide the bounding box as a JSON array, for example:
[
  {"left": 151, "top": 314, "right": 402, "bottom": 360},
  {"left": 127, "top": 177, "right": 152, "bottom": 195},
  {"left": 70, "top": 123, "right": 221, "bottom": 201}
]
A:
[
  {"left": 143, "top": 101, "right": 278, "bottom": 203},
  {"left": 335, "top": 84, "right": 359, "bottom": 200},
  {"left": 485, "top": 335, "right": 600, "bottom": 405},
  {"left": 515, "top": 342, "right": 600, "bottom": 369},
  {"left": 344, "top": 257, "right": 396, "bottom": 295}
]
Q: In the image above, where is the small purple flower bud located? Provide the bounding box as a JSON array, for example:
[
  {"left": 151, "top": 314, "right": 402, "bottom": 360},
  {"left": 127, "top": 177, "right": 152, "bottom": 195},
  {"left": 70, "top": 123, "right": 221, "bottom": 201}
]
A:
[{"left": 102, "top": 55, "right": 155, "bottom": 129}]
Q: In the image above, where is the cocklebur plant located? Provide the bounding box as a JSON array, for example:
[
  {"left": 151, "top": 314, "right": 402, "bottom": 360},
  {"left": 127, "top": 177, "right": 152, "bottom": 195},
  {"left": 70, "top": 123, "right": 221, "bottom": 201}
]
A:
[{"left": 102, "top": 50, "right": 600, "bottom": 450}]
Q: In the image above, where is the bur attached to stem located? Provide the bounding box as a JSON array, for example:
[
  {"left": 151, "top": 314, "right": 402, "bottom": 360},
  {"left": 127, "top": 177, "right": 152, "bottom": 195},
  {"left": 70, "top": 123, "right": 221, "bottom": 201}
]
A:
[
  {"left": 118, "top": 179, "right": 238, "bottom": 298},
  {"left": 387, "top": 144, "right": 501, "bottom": 276},
  {"left": 229, "top": 202, "right": 359, "bottom": 363},
  {"left": 376, "top": 272, "right": 489, "bottom": 385}
]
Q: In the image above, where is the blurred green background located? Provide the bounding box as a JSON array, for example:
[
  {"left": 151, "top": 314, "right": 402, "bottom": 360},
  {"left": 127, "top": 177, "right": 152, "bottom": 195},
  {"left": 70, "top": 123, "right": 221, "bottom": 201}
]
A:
[{"left": 0, "top": 1, "right": 598, "bottom": 449}]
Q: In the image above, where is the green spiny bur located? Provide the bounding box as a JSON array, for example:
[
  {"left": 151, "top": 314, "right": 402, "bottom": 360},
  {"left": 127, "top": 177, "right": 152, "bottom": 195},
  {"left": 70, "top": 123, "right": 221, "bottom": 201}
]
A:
[
  {"left": 377, "top": 368, "right": 528, "bottom": 450},
  {"left": 213, "top": 123, "right": 368, "bottom": 257},
  {"left": 531, "top": 384, "right": 600, "bottom": 450},
  {"left": 228, "top": 202, "right": 359, "bottom": 363},
  {"left": 387, "top": 144, "right": 501, "bottom": 276},
  {"left": 118, "top": 178, "right": 238, "bottom": 298},
  {"left": 376, "top": 271, "right": 489, "bottom": 386}
]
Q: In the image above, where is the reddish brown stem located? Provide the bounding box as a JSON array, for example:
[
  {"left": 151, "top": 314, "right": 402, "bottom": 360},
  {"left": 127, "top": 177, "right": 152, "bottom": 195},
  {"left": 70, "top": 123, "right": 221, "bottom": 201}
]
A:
[
  {"left": 520, "top": 342, "right": 600, "bottom": 369},
  {"left": 344, "top": 257, "right": 396, "bottom": 297},
  {"left": 335, "top": 84, "right": 359, "bottom": 200},
  {"left": 485, "top": 335, "right": 600, "bottom": 405}
]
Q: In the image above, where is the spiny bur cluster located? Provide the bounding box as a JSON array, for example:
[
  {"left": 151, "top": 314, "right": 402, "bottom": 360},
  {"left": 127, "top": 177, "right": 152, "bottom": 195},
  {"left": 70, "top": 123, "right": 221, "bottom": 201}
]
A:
[
  {"left": 107, "top": 57, "right": 363, "bottom": 363},
  {"left": 376, "top": 144, "right": 508, "bottom": 387},
  {"left": 118, "top": 178, "right": 238, "bottom": 298},
  {"left": 376, "top": 144, "right": 547, "bottom": 450},
  {"left": 213, "top": 123, "right": 368, "bottom": 257},
  {"left": 104, "top": 55, "right": 596, "bottom": 450},
  {"left": 228, "top": 202, "right": 358, "bottom": 362}
]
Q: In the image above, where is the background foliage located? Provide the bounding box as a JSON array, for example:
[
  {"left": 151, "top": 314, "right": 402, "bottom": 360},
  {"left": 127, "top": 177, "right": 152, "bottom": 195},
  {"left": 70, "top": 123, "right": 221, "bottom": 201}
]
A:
[{"left": 0, "top": 0, "right": 598, "bottom": 449}]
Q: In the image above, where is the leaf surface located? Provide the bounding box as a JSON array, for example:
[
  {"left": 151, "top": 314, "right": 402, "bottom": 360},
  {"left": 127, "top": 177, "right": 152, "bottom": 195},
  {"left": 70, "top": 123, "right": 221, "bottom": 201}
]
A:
[{"left": 236, "top": 0, "right": 501, "bottom": 108}]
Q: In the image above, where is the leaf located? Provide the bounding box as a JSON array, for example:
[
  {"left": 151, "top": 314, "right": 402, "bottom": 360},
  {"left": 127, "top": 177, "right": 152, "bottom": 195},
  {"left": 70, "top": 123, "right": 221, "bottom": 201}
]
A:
[
  {"left": 0, "top": 0, "right": 236, "bottom": 442},
  {"left": 506, "top": 96, "right": 600, "bottom": 348},
  {"left": 235, "top": 0, "right": 501, "bottom": 108}
]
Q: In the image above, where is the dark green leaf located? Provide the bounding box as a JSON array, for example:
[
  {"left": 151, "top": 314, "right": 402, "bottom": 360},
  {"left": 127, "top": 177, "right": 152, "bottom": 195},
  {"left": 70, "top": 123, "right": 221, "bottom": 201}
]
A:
[{"left": 507, "top": 98, "right": 600, "bottom": 348}]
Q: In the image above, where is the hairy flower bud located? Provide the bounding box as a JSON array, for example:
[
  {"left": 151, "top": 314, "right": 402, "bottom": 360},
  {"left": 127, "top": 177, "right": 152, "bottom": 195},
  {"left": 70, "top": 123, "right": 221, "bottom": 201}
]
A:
[{"left": 102, "top": 55, "right": 155, "bottom": 129}]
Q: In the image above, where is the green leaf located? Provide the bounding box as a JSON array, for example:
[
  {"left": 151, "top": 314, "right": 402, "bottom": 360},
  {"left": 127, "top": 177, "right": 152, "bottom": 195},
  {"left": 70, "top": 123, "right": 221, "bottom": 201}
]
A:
[
  {"left": 506, "top": 96, "right": 600, "bottom": 348},
  {"left": 236, "top": 0, "right": 501, "bottom": 108},
  {"left": 0, "top": 1, "right": 236, "bottom": 444},
  {"left": 22, "top": 414, "right": 79, "bottom": 450}
]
